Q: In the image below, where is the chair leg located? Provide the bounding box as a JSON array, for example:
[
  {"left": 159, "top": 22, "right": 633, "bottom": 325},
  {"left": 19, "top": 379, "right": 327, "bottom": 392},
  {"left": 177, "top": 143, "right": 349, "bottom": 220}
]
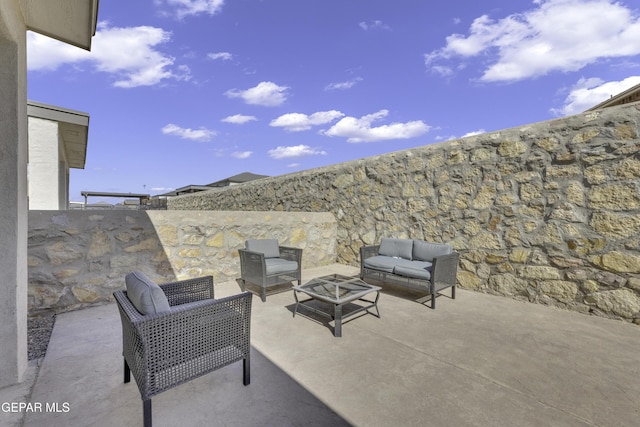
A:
[
  {"left": 261, "top": 287, "right": 267, "bottom": 302},
  {"left": 243, "top": 357, "right": 251, "bottom": 386},
  {"left": 143, "top": 399, "right": 152, "bottom": 427},
  {"left": 431, "top": 292, "right": 436, "bottom": 309},
  {"left": 240, "top": 279, "right": 246, "bottom": 292},
  {"left": 452, "top": 285, "right": 456, "bottom": 299},
  {"left": 124, "top": 359, "right": 130, "bottom": 383}
]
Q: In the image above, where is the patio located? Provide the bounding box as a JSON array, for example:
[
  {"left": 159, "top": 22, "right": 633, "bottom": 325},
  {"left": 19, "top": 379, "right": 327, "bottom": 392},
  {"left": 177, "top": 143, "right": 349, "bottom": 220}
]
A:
[{"left": 3, "top": 264, "right": 639, "bottom": 426}]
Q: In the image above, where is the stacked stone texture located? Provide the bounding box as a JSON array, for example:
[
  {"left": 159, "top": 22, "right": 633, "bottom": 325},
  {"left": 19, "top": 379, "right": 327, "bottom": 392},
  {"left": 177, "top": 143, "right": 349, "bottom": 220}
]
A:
[
  {"left": 169, "top": 103, "right": 640, "bottom": 324},
  {"left": 28, "top": 211, "right": 336, "bottom": 314}
]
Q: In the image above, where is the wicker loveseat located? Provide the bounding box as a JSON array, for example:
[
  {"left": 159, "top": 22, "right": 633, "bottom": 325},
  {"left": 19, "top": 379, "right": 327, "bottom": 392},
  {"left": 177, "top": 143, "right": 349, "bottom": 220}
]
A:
[
  {"left": 360, "top": 238, "right": 459, "bottom": 309},
  {"left": 114, "top": 272, "right": 252, "bottom": 427}
]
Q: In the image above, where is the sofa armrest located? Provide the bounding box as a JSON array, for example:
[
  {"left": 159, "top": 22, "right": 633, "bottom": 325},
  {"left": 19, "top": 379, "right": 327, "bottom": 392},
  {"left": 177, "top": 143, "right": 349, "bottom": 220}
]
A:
[
  {"left": 360, "top": 245, "right": 380, "bottom": 279},
  {"left": 431, "top": 252, "right": 459, "bottom": 287},
  {"left": 360, "top": 245, "right": 380, "bottom": 261},
  {"left": 160, "top": 276, "right": 214, "bottom": 306}
]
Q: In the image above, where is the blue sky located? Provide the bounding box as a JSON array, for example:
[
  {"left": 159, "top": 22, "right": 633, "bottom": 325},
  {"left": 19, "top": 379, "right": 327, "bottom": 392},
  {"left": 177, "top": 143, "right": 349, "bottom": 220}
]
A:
[{"left": 27, "top": 0, "right": 640, "bottom": 202}]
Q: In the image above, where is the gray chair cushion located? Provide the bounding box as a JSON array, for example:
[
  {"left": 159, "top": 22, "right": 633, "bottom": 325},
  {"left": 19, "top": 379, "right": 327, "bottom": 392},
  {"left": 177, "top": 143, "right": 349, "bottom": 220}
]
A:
[
  {"left": 265, "top": 258, "right": 299, "bottom": 275},
  {"left": 412, "top": 240, "right": 452, "bottom": 262},
  {"left": 378, "top": 238, "right": 413, "bottom": 260},
  {"left": 246, "top": 239, "right": 281, "bottom": 258},
  {"left": 125, "top": 271, "right": 171, "bottom": 315}
]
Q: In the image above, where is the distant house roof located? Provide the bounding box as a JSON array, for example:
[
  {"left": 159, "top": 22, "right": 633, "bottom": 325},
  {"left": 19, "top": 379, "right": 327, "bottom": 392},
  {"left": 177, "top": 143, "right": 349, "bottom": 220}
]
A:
[
  {"left": 165, "top": 185, "right": 217, "bottom": 197},
  {"left": 80, "top": 191, "right": 150, "bottom": 207},
  {"left": 206, "top": 172, "right": 270, "bottom": 187},
  {"left": 28, "top": 100, "right": 90, "bottom": 169},
  {"left": 586, "top": 82, "right": 640, "bottom": 111},
  {"left": 156, "top": 172, "right": 270, "bottom": 197}
]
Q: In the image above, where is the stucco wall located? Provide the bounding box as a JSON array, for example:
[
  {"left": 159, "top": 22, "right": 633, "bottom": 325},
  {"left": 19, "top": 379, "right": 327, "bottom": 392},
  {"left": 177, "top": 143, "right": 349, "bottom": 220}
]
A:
[
  {"left": 28, "top": 210, "right": 337, "bottom": 314},
  {"left": 28, "top": 116, "right": 63, "bottom": 209},
  {"left": 169, "top": 102, "right": 640, "bottom": 324},
  {"left": 0, "top": 0, "right": 29, "bottom": 387}
]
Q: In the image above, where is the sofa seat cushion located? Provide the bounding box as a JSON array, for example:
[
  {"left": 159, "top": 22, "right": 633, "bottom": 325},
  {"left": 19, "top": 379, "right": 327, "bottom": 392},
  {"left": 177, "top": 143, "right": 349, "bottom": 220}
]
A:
[
  {"left": 363, "top": 255, "right": 401, "bottom": 273},
  {"left": 393, "top": 262, "right": 432, "bottom": 280},
  {"left": 412, "top": 240, "right": 452, "bottom": 262},
  {"left": 378, "top": 238, "right": 414, "bottom": 260},
  {"left": 265, "top": 258, "right": 298, "bottom": 275},
  {"left": 125, "top": 271, "right": 171, "bottom": 315},
  {"left": 364, "top": 256, "right": 432, "bottom": 276}
]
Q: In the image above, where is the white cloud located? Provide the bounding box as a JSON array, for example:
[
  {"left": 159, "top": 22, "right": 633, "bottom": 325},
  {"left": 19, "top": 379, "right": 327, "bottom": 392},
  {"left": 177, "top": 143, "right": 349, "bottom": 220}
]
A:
[
  {"left": 431, "top": 65, "right": 454, "bottom": 78},
  {"left": 225, "top": 81, "right": 289, "bottom": 106},
  {"left": 325, "top": 77, "right": 363, "bottom": 91},
  {"left": 425, "top": 0, "right": 640, "bottom": 82},
  {"left": 552, "top": 76, "right": 640, "bottom": 116},
  {"left": 270, "top": 111, "right": 345, "bottom": 132},
  {"left": 27, "top": 23, "right": 190, "bottom": 88},
  {"left": 221, "top": 114, "right": 257, "bottom": 124},
  {"left": 208, "top": 52, "right": 232, "bottom": 61},
  {"left": 434, "top": 135, "right": 458, "bottom": 142},
  {"left": 231, "top": 151, "right": 252, "bottom": 159},
  {"left": 156, "top": 0, "right": 225, "bottom": 19},
  {"left": 268, "top": 145, "right": 327, "bottom": 159},
  {"left": 359, "top": 20, "right": 391, "bottom": 31},
  {"left": 321, "top": 110, "right": 430, "bottom": 143},
  {"left": 436, "top": 129, "right": 487, "bottom": 141},
  {"left": 161, "top": 123, "right": 216, "bottom": 141},
  {"left": 462, "top": 129, "right": 486, "bottom": 137}
]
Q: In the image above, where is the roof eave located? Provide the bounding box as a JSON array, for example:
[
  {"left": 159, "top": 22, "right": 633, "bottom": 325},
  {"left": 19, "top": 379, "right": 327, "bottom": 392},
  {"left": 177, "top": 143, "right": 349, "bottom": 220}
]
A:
[{"left": 21, "top": 0, "right": 99, "bottom": 51}]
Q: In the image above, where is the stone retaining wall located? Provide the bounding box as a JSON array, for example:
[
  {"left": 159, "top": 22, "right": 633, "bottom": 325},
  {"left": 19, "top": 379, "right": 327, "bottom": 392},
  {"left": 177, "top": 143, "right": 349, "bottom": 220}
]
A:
[
  {"left": 169, "top": 102, "right": 640, "bottom": 324},
  {"left": 28, "top": 210, "right": 337, "bottom": 314}
]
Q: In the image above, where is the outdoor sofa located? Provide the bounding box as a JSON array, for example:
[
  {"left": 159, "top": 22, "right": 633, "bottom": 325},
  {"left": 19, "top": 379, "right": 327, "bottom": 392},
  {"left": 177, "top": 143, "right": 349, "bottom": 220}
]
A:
[
  {"left": 360, "top": 238, "right": 459, "bottom": 309},
  {"left": 114, "top": 272, "right": 252, "bottom": 427}
]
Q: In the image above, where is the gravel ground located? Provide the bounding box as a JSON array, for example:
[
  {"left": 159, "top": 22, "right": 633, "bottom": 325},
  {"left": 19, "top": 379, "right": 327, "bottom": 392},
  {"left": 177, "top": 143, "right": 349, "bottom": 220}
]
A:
[{"left": 28, "top": 315, "right": 55, "bottom": 361}]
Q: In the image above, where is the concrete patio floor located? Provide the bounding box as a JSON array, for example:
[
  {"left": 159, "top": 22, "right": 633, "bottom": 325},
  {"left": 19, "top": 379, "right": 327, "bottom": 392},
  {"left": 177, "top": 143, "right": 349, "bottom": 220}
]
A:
[{"left": 3, "top": 264, "right": 640, "bottom": 426}]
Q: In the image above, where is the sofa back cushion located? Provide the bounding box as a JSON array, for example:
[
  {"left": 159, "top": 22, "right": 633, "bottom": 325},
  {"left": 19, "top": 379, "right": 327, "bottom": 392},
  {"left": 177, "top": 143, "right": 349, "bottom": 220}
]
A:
[
  {"left": 412, "top": 240, "right": 452, "bottom": 262},
  {"left": 125, "top": 271, "right": 171, "bottom": 315},
  {"left": 378, "top": 238, "right": 413, "bottom": 260},
  {"left": 246, "top": 239, "right": 281, "bottom": 258}
]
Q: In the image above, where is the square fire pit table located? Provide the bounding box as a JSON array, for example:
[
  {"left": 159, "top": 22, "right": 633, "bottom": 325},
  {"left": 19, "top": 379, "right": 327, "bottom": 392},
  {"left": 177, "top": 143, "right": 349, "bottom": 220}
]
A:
[{"left": 293, "top": 274, "right": 381, "bottom": 337}]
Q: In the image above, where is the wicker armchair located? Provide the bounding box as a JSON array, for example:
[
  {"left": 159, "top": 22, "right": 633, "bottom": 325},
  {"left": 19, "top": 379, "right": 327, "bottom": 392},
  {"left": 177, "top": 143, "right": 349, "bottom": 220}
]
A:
[
  {"left": 238, "top": 239, "right": 302, "bottom": 302},
  {"left": 114, "top": 273, "right": 252, "bottom": 427}
]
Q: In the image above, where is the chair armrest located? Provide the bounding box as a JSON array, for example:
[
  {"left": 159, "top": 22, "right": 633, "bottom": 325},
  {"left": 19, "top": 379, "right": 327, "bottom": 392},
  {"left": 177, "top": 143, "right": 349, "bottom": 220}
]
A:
[
  {"left": 360, "top": 245, "right": 380, "bottom": 261},
  {"left": 139, "top": 292, "right": 252, "bottom": 355},
  {"left": 160, "top": 276, "right": 214, "bottom": 306},
  {"left": 238, "top": 248, "right": 266, "bottom": 263},
  {"left": 279, "top": 246, "right": 302, "bottom": 263},
  {"left": 431, "top": 252, "right": 460, "bottom": 286},
  {"left": 238, "top": 248, "right": 267, "bottom": 282}
]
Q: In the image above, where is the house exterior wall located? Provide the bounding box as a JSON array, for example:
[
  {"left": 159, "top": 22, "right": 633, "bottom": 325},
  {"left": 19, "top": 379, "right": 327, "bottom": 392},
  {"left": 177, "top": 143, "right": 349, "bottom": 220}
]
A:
[
  {"left": 0, "top": 0, "right": 29, "bottom": 387},
  {"left": 169, "top": 102, "right": 640, "bottom": 325},
  {"left": 28, "top": 116, "right": 67, "bottom": 209}
]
